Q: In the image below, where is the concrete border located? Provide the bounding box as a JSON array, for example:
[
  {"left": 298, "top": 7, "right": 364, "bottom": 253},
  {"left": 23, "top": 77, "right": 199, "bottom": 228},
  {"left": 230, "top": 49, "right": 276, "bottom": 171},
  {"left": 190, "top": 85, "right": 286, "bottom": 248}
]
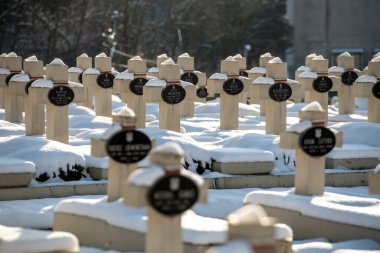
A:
[
  {"left": 326, "top": 158, "right": 380, "bottom": 170},
  {"left": 0, "top": 172, "right": 34, "bottom": 188},
  {"left": 0, "top": 171, "right": 370, "bottom": 200},
  {"left": 54, "top": 212, "right": 211, "bottom": 253},
  {"left": 0, "top": 182, "right": 106, "bottom": 201},
  {"left": 205, "top": 170, "right": 369, "bottom": 189},
  {"left": 261, "top": 205, "right": 380, "bottom": 243},
  {"left": 211, "top": 161, "right": 274, "bottom": 175}
]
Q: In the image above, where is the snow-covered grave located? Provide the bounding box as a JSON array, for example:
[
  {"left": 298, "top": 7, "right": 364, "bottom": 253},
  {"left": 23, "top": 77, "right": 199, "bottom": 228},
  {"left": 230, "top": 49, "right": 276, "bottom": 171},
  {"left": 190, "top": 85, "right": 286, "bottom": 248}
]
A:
[
  {"left": 207, "top": 56, "right": 250, "bottom": 130},
  {"left": 251, "top": 57, "right": 302, "bottom": 135},
  {"left": 68, "top": 53, "right": 92, "bottom": 84},
  {"left": 113, "top": 55, "right": 154, "bottom": 128},
  {"left": 328, "top": 52, "right": 361, "bottom": 115},
  {"left": 244, "top": 186, "right": 380, "bottom": 243},
  {"left": 0, "top": 88, "right": 378, "bottom": 198},
  {"left": 0, "top": 157, "right": 35, "bottom": 188},
  {"left": 28, "top": 58, "right": 86, "bottom": 144},
  {"left": 177, "top": 53, "right": 208, "bottom": 116},
  {"left": 248, "top": 52, "right": 274, "bottom": 116},
  {"left": 0, "top": 224, "right": 79, "bottom": 253},
  {"left": 53, "top": 142, "right": 292, "bottom": 253},
  {"left": 143, "top": 58, "right": 195, "bottom": 132}
]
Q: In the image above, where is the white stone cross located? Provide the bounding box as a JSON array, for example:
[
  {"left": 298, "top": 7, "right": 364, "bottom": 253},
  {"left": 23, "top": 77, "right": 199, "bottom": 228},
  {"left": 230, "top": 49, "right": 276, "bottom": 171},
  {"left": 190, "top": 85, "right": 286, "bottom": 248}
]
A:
[
  {"left": 208, "top": 56, "right": 249, "bottom": 130},
  {"left": 280, "top": 101, "right": 343, "bottom": 195},
  {"left": 125, "top": 142, "right": 207, "bottom": 253}
]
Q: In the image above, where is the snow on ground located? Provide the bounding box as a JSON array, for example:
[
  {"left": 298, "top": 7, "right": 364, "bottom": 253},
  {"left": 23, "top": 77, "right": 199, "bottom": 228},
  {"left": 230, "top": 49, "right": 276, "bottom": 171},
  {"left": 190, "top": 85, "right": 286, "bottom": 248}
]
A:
[
  {"left": 0, "top": 95, "right": 378, "bottom": 184},
  {"left": 1, "top": 186, "right": 379, "bottom": 251},
  {"left": 244, "top": 186, "right": 380, "bottom": 230},
  {"left": 0, "top": 195, "right": 103, "bottom": 229}
]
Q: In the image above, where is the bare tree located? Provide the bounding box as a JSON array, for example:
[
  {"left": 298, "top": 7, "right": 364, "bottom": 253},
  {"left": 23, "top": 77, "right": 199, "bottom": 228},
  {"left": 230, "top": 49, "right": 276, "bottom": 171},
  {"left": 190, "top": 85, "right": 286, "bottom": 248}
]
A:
[{"left": 0, "top": 0, "right": 289, "bottom": 73}]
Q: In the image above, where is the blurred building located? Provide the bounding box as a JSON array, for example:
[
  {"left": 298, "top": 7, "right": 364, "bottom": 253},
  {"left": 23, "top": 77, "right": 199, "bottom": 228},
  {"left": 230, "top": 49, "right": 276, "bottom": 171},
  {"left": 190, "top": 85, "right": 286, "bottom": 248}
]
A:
[{"left": 286, "top": 0, "right": 380, "bottom": 74}]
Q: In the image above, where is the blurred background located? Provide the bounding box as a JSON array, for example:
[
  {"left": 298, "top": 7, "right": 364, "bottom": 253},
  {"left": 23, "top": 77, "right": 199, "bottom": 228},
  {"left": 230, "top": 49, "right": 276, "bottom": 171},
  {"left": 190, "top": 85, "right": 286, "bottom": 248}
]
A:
[{"left": 1, "top": 0, "right": 379, "bottom": 76}]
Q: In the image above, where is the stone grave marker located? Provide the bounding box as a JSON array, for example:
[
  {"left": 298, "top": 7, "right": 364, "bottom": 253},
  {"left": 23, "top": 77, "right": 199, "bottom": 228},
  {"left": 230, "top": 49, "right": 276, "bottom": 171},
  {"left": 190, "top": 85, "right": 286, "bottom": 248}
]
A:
[
  {"left": 28, "top": 58, "right": 86, "bottom": 143},
  {"left": 114, "top": 56, "right": 148, "bottom": 128},
  {"left": 68, "top": 53, "right": 92, "bottom": 83},
  {"left": 248, "top": 52, "right": 274, "bottom": 116},
  {"left": 147, "top": 54, "right": 170, "bottom": 78},
  {"left": 251, "top": 57, "right": 300, "bottom": 135},
  {"left": 125, "top": 142, "right": 207, "bottom": 253},
  {"left": 12, "top": 56, "right": 45, "bottom": 136},
  {"left": 81, "top": 52, "right": 115, "bottom": 112},
  {"left": 353, "top": 56, "right": 380, "bottom": 123},
  {"left": 2, "top": 53, "right": 24, "bottom": 123},
  {"left": 226, "top": 205, "right": 278, "bottom": 253},
  {"left": 298, "top": 55, "right": 338, "bottom": 122},
  {"left": 295, "top": 53, "right": 317, "bottom": 102},
  {"left": 144, "top": 58, "right": 195, "bottom": 132},
  {"left": 328, "top": 52, "right": 360, "bottom": 115},
  {"left": 177, "top": 52, "right": 207, "bottom": 117},
  {"left": 364, "top": 52, "right": 380, "bottom": 76},
  {"left": 280, "top": 101, "right": 343, "bottom": 195},
  {"left": 0, "top": 52, "right": 7, "bottom": 108},
  {"left": 94, "top": 52, "right": 114, "bottom": 116},
  {"left": 23, "top": 56, "right": 46, "bottom": 136},
  {"left": 208, "top": 56, "right": 249, "bottom": 130},
  {"left": 104, "top": 107, "right": 152, "bottom": 201},
  {"left": 233, "top": 54, "right": 250, "bottom": 104}
]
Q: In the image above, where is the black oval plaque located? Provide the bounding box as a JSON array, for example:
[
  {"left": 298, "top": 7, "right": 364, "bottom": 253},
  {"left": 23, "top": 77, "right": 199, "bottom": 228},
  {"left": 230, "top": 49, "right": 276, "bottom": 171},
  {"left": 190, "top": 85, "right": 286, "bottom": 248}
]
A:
[
  {"left": 106, "top": 129, "right": 152, "bottom": 164},
  {"left": 341, "top": 71, "right": 358, "bottom": 86},
  {"left": 148, "top": 174, "right": 199, "bottom": 216},
  {"left": 25, "top": 79, "right": 37, "bottom": 95},
  {"left": 97, "top": 73, "right": 114, "bottom": 88},
  {"left": 5, "top": 73, "right": 17, "bottom": 86},
  {"left": 48, "top": 86, "right": 75, "bottom": 106},
  {"left": 161, "top": 84, "right": 186, "bottom": 104},
  {"left": 299, "top": 126, "right": 336, "bottom": 157},
  {"left": 372, "top": 81, "right": 380, "bottom": 99},
  {"left": 312, "top": 76, "right": 333, "bottom": 93},
  {"left": 269, "top": 83, "right": 292, "bottom": 102},
  {"left": 78, "top": 72, "right": 83, "bottom": 83},
  {"left": 129, "top": 77, "right": 148, "bottom": 96},
  {"left": 196, "top": 87, "right": 208, "bottom": 98},
  {"left": 239, "top": 70, "right": 248, "bottom": 77},
  {"left": 181, "top": 72, "right": 198, "bottom": 85},
  {"left": 223, "top": 78, "right": 244, "bottom": 95}
]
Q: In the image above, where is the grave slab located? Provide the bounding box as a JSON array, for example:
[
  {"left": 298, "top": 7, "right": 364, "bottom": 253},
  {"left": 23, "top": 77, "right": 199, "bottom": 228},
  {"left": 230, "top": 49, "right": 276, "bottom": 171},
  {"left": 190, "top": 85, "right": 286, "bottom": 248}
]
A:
[
  {"left": 244, "top": 187, "right": 380, "bottom": 243},
  {"left": 0, "top": 224, "right": 79, "bottom": 253},
  {"left": 0, "top": 157, "right": 35, "bottom": 188}
]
